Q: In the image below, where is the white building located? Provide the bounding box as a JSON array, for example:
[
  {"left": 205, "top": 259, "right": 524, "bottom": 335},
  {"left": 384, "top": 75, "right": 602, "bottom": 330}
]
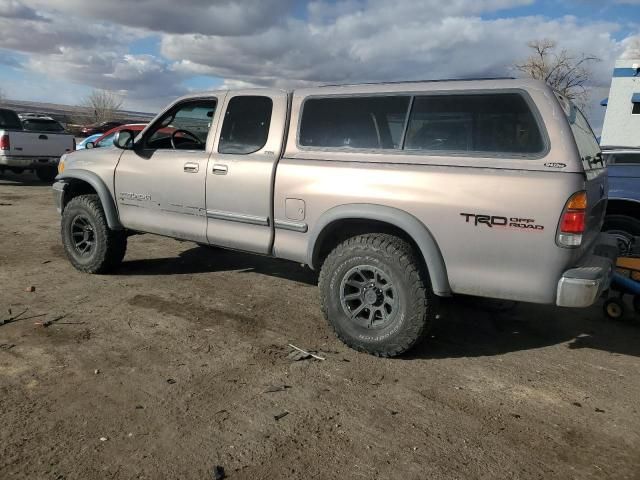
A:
[{"left": 600, "top": 59, "right": 640, "bottom": 147}]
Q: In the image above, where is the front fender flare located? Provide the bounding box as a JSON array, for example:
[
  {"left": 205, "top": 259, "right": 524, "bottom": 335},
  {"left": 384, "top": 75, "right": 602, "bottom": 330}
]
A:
[
  {"left": 57, "top": 169, "right": 123, "bottom": 230},
  {"left": 307, "top": 204, "right": 451, "bottom": 296}
]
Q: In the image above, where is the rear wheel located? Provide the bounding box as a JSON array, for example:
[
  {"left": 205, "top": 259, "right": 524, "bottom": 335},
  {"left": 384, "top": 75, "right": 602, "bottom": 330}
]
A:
[
  {"left": 603, "top": 215, "right": 640, "bottom": 254},
  {"left": 61, "top": 194, "right": 127, "bottom": 273},
  {"left": 319, "top": 233, "right": 436, "bottom": 357},
  {"left": 36, "top": 166, "right": 58, "bottom": 183}
]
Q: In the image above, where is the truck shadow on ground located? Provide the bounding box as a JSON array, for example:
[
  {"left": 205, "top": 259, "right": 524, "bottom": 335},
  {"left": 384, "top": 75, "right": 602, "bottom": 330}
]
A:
[
  {"left": 119, "top": 244, "right": 318, "bottom": 286},
  {"left": 407, "top": 296, "right": 640, "bottom": 359},
  {"left": 0, "top": 171, "right": 51, "bottom": 187},
  {"left": 119, "top": 244, "right": 640, "bottom": 359}
]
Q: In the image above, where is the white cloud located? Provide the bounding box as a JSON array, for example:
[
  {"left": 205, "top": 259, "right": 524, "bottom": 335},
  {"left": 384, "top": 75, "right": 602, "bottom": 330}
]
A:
[
  {"left": 0, "top": 15, "right": 130, "bottom": 55},
  {"left": 23, "top": 0, "right": 296, "bottom": 36},
  {"left": 0, "top": 0, "right": 44, "bottom": 20},
  {"left": 26, "top": 50, "right": 189, "bottom": 109},
  {"left": 620, "top": 35, "right": 640, "bottom": 59},
  {"left": 0, "top": 1, "right": 183, "bottom": 109},
  {"left": 161, "top": 13, "right": 624, "bottom": 90},
  {"left": 0, "top": 0, "right": 637, "bottom": 129}
]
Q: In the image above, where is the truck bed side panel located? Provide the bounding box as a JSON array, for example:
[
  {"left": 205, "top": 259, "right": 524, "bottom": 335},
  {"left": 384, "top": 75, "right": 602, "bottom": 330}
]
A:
[{"left": 273, "top": 159, "right": 584, "bottom": 304}]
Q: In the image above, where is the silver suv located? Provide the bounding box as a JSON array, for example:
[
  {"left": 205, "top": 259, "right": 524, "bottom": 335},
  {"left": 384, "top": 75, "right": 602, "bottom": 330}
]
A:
[{"left": 53, "top": 78, "right": 616, "bottom": 357}]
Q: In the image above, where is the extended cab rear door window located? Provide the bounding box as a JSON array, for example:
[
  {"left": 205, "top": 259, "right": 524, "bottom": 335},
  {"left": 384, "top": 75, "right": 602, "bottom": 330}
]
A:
[
  {"left": 299, "top": 96, "right": 411, "bottom": 149},
  {"left": 404, "top": 93, "right": 545, "bottom": 155},
  {"left": 218, "top": 96, "right": 273, "bottom": 154}
]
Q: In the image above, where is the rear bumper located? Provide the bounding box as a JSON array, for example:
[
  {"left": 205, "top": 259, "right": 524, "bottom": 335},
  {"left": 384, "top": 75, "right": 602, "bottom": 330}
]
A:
[
  {"left": 556, "top": 234, "right": 617, "bottom": 307},
  {"left": 52, "top": 180, "right": 66, "bottom": 214},
  {"left": 0, "top": 155, "right": 60, "bottom": 168}
]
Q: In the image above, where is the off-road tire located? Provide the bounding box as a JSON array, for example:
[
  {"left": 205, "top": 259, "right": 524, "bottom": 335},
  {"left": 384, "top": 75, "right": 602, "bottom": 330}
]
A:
[
  {"left": 319, "top": 233, "right": 436, "bottom": 357},
  {"left": 61, "top": 194, "right": 127, "bottom": 273},
  {"left": 36, "top": 166, "right": 58, "bottom": 183}
]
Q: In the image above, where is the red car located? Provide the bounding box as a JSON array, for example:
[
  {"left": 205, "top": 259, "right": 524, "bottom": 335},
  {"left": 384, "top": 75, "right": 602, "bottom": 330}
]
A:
[
  {"left": 87, "top": 124, "right": 147, "bottom": 148},
  {"left": 80, "top": 121, "right": 124, "bottom": 137},
  {"left": 86, "top": 123, "right": 189, "bottom": 149}
]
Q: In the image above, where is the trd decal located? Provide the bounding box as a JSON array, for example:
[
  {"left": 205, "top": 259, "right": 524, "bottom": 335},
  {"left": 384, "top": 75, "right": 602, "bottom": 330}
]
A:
[{"left": 460, "top": 213, "right": 544, "bottom": 231}]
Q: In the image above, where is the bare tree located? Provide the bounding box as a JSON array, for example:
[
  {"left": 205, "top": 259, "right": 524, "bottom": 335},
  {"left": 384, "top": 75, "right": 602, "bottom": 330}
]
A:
[
  {"left": 514, "top": 40, "right": 600, "bottom": 109},
  {"left": 79, "top": 89, "right": 123, "bottom": 124}
]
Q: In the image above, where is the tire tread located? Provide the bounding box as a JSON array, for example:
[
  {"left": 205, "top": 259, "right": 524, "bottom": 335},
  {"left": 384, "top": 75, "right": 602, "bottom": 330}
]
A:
[
  {"left": 319, "top": 233, "right": 434, "bottom": 357},
  {"left": 61, "top": 194, "right": 126, "bottom": 274}
]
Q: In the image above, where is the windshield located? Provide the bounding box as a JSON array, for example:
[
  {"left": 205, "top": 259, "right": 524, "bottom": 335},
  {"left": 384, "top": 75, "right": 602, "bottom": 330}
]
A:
[
  {"left": 0, "top": 109, "right": 23, "bottom": 130},
  {"left": 22, "top": 118, "right": 65, "bottom": 133}
]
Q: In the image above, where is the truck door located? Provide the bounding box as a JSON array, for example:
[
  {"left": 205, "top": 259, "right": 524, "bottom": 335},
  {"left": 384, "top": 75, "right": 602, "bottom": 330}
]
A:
[
  {"left": 115, "top": 95, "right": 224, "bottom": 242},
  {"left": 205, "top": 90, "right": 288, "bottom": 254}
]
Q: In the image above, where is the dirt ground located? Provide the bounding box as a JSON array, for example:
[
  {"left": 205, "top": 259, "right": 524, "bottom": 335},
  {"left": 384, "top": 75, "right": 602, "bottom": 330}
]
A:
[{"left": 1, "top": 171, "right": 639, "bottom": 480}]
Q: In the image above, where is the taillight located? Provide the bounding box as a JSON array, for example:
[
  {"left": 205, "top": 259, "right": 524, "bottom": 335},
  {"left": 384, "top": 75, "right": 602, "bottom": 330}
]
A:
[
  {"left": 557, "top": 191, "right": 587, "bottom": 247},
  {"left": 0, "top": 134, "right": 9, "bottom": 151}
]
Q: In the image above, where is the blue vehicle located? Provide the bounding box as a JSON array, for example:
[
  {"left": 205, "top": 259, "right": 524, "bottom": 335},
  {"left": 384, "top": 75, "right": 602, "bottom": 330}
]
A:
[
  {"left": 76, "top": 133, "right": 102, "bottom": 150},
  {"left": 602, "top": 148, "right": 640, "bottom": 246}
]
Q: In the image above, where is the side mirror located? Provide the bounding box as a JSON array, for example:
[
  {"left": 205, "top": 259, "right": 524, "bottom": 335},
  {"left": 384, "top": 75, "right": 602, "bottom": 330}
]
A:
[
  {"left": 85, "top": 141, "right": 95, "bottom": 149},
  {"left": 114, "top": 130, "right": 135, "bottom": 150}
]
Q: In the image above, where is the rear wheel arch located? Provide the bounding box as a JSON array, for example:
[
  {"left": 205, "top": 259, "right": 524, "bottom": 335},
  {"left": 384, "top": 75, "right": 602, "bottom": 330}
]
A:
[
  {"left": 308, "top": 204, "right": 451, "bottom": 296},
  {"left": 58, "top": 170, "right": 123, "bottom": 230}
]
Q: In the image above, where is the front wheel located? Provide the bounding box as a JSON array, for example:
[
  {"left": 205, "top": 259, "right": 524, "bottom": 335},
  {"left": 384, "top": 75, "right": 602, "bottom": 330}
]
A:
[
  {"left": 61, "top": 194, "right": 127, "bottom": 273},
  {"left": 319, "top": 233, "right": 436, "bottom": 357}
]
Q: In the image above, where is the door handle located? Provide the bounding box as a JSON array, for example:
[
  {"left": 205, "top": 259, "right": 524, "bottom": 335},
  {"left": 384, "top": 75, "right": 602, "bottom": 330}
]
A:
[
  {"left": 212, "top": 164, "right": 228, "bottom": 175},
  {"left": 184, "top": 162, "right": 199, "bottom": 173}
]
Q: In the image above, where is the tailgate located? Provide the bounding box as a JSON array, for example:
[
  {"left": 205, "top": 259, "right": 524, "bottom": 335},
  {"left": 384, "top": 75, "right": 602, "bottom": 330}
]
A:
[{"left": 8, "top": 131, "right": 74, "bottom": 157}]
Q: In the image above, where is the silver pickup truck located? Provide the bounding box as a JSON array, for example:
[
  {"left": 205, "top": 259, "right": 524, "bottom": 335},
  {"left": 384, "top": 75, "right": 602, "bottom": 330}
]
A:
[
  {"left": 53, "top": 78, "right": 617, "bottom": 356},
  {"left": 0, "top": 108, "right": 75, "bottom": 182}
]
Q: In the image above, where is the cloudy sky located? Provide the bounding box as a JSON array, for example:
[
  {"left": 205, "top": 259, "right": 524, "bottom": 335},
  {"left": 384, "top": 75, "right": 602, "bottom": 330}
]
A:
[{"left": 0, "top": 0, "right": 639, "bottom": 130}]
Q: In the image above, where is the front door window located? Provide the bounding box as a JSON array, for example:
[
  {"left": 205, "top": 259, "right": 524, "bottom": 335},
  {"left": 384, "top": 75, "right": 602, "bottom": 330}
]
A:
[{"left": 145, "top": 100, "right": 217, "bottom": 151}]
